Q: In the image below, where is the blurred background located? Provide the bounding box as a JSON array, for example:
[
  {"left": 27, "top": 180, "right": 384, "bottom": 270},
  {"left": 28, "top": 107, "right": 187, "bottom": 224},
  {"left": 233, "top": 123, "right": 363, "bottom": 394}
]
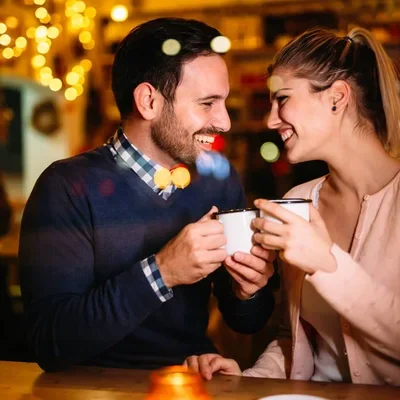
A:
[{"left": 1, "top": 0, "right": 400, "bottom": 368}]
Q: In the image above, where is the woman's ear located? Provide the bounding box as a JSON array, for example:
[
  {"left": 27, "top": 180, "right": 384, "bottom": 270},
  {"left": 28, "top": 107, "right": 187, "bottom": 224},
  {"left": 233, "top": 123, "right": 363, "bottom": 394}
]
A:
[
  {"left": 133, "top": 83, "right": 163, "bottom": 120},
  {"left": 330, "top": 80, "right": 351, "bottom": 113}
]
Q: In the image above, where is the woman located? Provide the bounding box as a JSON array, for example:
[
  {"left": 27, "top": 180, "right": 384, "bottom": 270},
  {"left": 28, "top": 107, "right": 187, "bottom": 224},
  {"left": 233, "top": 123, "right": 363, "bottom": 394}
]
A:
[{"left": 184, "top": 27, "right": 400, "bottom": 385}]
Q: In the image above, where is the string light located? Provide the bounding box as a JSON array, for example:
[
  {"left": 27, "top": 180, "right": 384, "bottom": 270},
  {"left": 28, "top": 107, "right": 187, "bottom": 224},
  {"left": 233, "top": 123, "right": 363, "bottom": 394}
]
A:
[{"left": 1, "top": 0, "right": 96, "bottom": 102}]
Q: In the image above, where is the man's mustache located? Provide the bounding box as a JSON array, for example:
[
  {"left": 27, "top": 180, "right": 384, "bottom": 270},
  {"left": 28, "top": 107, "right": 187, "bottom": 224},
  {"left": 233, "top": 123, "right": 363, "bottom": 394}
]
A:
[{"left": 194, "top": 127, "right": 225, "bottom": 135}]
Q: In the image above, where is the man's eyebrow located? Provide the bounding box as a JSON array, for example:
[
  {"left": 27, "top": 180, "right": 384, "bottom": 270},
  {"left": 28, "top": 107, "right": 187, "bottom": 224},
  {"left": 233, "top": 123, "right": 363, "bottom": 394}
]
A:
[
  {"left": 196, "top": 95, "right": 224, "bottom": 102},
  {"left": 271, "top": 88, "right": 292, "bottom": 100}
]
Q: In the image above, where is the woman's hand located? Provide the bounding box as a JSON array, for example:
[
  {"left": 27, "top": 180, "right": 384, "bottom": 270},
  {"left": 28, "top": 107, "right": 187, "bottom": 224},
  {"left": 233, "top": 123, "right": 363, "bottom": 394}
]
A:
[
  {"left": 252, "top": 199, "right": 336, "bottom": 275},
  {"left": 183, "top": 354, "right": 242, "bottom": 380}
]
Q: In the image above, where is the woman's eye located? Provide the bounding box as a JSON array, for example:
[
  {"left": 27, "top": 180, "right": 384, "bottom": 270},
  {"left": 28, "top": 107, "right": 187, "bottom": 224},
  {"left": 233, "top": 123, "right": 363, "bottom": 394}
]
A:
[{"left": 277, "top": 96, "right": 288, "bottom": 105}]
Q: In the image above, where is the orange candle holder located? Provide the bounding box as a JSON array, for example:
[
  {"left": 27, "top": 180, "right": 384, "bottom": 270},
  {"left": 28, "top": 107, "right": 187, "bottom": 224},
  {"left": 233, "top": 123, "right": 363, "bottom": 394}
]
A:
[{"left": 145, "top": 365, "right": 212, "bottom": 400}]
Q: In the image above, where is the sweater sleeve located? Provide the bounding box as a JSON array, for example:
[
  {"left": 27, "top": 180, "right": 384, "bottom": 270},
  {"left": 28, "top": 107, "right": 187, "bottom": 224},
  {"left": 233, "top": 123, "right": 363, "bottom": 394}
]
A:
[
  {"left": 307, "top": 244, "right": 400, "bottom": 361},
  {"left": 242, "top": 262, "right": 292, "bottom": 378},
  {"left": 19, "top": 166, "right": 163, "bottom": 372}
]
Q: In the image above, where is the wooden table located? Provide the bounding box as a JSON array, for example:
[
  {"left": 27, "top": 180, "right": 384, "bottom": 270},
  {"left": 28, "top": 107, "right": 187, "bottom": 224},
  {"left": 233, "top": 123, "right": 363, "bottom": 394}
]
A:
[{"left": 0, "top": 361, "right": 399, "bottom": 400}]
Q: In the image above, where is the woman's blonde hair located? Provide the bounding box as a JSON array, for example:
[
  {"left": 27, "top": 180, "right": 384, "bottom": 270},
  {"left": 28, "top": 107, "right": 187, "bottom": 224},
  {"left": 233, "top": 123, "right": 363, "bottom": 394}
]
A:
[{"left": 267, "top": 27, "right": 400, "bottom": 157}]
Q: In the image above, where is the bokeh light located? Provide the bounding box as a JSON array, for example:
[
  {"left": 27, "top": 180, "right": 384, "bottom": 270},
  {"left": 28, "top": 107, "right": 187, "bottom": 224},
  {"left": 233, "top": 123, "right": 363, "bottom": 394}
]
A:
[
  {"left": 211, "top": 135, "right": 226, "bottom": 152},
  {"left": 196, "top": 151, "right": 230, "bottom": 180},
  {"left": 210, "top": 36, "right": 231, "bottom": 53},
  {"left": 162, "top": 39, "right": 181, "bottom": 56},
  {"left": 0, "top": 34, "right": 11, "bottom": 46},
  {"left": 0, "top": 23, "right": 6, "bottom": 35},
  {"left": 212, "top": 152, "right": 230, "bottom": 180},
  {"left": 2, "top": 48, "right": 14, "bottom": 59},
  {"left": 5, "top": 16, "right": 19, "bottom": 29},
  {"left": 47, "top": 26, "right": 60, "bottom": 39},
  {"left": 267, "top": 75, "right": 284, "bottom": 93},
  {"left": 171, "top": 167, "right": 191, "bottom": 189},
  {"left": 31, "top": 54, "right": 46, "bottom": 68},
  {"left": 15, "top": 37, "right": 27, "bottom": 48},
  {"left": 49, "top": 78, "right": 62, "bottom": 91},
  {"left": 110, "top": 5, "right": 128, "bottom": 22},
  {"left": 65, "top": 87, "right": 78, "bottom": 101},
  {"left": 260, "top": 142, "right": 280, "bottom": 163},
  {"left": 154, "top": 168, "right": 172, "bottom": 189}
]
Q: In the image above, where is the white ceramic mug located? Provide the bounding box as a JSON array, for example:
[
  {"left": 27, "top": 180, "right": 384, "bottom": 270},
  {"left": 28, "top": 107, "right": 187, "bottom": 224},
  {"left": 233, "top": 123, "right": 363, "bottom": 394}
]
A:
[
  {"left": 214, "top": 208, "right": 259, "bottom": 255},
  {"left": 260, "top": 198, "right": 312, "bottom": 223}
]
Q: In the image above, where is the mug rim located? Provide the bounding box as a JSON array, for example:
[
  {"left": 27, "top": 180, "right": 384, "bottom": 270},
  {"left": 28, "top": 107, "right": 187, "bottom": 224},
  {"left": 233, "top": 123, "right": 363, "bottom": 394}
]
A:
[
  {"left": 269, "top": 198, "right": 312, "bottom": 204},
  {"left": 214, "top": 207, "right": 258, "bottom": 216}
]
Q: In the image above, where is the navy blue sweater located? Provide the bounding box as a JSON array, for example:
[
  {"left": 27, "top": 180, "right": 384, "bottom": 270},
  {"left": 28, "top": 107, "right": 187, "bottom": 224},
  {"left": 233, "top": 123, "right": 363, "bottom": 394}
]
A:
[{"left": 19, "top": 146, "right": 274, "bottom": 372}]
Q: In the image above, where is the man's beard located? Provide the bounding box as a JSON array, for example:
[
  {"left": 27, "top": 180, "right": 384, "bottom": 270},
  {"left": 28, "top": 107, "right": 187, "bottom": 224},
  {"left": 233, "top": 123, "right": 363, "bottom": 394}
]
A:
[{"left": 150, "top": 102, "right": 199, "bottom": 165}]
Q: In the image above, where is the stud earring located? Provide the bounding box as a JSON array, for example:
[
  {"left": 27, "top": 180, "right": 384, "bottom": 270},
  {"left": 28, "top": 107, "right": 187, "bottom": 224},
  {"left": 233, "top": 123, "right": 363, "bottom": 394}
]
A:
[{"left": 332, "top": 105, "right": 337, "bottom": 111}]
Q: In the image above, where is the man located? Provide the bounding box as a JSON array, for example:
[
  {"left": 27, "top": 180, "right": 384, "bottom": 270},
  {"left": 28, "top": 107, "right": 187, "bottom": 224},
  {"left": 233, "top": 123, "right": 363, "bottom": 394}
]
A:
[{"left": 19, "top": 17, "right": 275, "bottom": 372}]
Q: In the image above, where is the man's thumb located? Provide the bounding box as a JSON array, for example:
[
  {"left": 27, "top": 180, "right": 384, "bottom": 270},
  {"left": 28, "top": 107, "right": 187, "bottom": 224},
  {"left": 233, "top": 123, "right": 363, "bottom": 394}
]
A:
[{"left": 199, "top": 206, "right": 219, "bottom": 222}]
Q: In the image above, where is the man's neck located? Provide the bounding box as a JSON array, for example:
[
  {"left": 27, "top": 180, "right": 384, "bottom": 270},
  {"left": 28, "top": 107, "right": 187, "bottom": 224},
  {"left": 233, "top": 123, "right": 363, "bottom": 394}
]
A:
[{"left": 122, "top": 120, "right": 176, "bottom": 169}]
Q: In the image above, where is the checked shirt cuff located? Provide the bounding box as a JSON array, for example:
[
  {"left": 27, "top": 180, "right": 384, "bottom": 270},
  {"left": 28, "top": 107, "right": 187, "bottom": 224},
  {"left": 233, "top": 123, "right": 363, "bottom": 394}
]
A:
[{"left": 140, "top": 255, "right": 173, "bottom": 302}]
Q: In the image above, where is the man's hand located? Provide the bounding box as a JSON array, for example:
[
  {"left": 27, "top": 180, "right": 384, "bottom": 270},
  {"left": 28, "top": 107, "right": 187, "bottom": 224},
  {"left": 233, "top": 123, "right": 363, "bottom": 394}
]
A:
[
  {"left": 224, "top": 245, "right": 276, "bottom": 300},
  {"left": 184, "top": 354, "right": 241, "bottom": 380},
  {"left": 156, "top": 206, "right": 228, "bottom": 288}
]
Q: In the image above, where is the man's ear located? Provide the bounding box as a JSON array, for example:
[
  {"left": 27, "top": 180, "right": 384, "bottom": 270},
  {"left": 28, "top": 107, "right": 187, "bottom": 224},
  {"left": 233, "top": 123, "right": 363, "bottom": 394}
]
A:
[{"left": 133, "top": 83, "right": 163, "bottom": 120}]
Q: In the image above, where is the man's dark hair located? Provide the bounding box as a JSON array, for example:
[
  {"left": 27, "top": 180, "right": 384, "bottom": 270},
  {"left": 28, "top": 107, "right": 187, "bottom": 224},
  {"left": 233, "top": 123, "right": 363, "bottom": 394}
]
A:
[{"left": 111, "top": 17, "right": 222, "bottom": 120}]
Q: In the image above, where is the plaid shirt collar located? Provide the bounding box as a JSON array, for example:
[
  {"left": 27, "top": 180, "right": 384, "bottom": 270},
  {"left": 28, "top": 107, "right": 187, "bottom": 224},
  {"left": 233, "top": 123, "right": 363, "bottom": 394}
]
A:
[{"left": 107, "top": 127, "right": 176, "bottom": 198}]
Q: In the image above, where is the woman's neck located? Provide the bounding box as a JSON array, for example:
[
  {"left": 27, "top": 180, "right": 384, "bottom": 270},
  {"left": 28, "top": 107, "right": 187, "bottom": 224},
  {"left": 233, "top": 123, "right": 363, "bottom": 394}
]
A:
[{"left": 323, "top": 134, "right": 400, "bottom": 200}]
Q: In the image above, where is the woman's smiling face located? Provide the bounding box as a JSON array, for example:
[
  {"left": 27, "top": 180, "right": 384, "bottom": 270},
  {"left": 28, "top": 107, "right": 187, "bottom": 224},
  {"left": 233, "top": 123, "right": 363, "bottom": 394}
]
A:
[{"left": 267, "top": 69, "right": 336, "bottom": 164}]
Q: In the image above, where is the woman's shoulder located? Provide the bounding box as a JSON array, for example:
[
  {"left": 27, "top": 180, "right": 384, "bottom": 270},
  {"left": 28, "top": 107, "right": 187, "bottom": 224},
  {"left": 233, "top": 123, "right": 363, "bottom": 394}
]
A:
[{"left": 284, "top": 175, "right": 328, "bottom": 200}]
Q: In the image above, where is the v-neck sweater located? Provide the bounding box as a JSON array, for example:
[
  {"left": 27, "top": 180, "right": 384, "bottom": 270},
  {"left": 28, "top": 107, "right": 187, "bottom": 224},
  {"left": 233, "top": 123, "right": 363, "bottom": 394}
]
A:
[{"left": 19, "top": 146, "right": 275, "bottom": 372}]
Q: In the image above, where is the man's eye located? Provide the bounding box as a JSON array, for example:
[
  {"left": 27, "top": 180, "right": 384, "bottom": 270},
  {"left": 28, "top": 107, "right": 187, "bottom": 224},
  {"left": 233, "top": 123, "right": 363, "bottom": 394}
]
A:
[{"left": 202, "top": 102, "right": 214, "bottom": 107}]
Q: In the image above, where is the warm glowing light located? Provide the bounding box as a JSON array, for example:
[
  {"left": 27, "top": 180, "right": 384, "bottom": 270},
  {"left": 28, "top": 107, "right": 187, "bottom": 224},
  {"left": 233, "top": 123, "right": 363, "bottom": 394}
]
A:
[
  {"left": 65, "top": 87, "right": 78, "bottom": 101},
  {"left": 0, "top": 34, "right": 11, "bottom": 46},
  {"left": 110, "top": 5, "right": 128, "bottom": 22},
  {"left": 13, "top": 47, "right": 23, "bottom": 57},
  {"left": 37, "top": 41, "right": 50, "bottom": 53},
  {"left": 267, "top": 75, "right": 284, "bottom": 92},
  {"left": 162, "top": 39, "right": 181, "bottom": 56},
  {"left": 35, "top": 25, "right": 48, "bottom": 39},
  {"left": 72, "top": 13, "right": 84, "bottom": 28},
  {"left": 72, "top": 1, "right": 86, "bottom": 13},
  {"left": 77, "top": 75, "right": 85, "bottom": 85},
  {"left": 40, "top": 75, "right": 52, "bottom": 86},
  {"left": 74, "top": 84, "right": 84, "bottom": 96},
  {"left": 82, "top": 40, "right": 95, "bottom": 50},
  {"left": 171, "top": 167, "right": 191, "bottom": 189},
  {"left": 85, "top": 7, "right": 97, "bottom": 19},
  {"left": 31, "top": 54, "right": 46, "bottom": 68},
  {"left": 0, "top": 23, "right": 6, "bottom": 35},
  {"left": 79, "top": 31, "right": 92, "bottom": 44},
  {"left": 15, "top": 37, "right": 27, "bottom": 48},
  {"left": 72, "top": 65, "right": 85, "bottom": 75},
  {"left": 34, "top": 0, "right": 46, "bottom": 5},
  {"left": 49, "top": 78, "right": 62, "bottom": 91},
  {"left": 40, "top": 14, "right": 52, "bottom": 24},
  {"left": 80, "top": 58, "right": 92, "bottom": 71},
  {"left": 6, "top": 17, "right": 19, "bottom": 29},
  {"left": 66, "top": 71, "right": 80, "bottom": 85},
  {"left": 260, "top": 142, "right": 280, "bottom": 163},
  {"left": 47, "top": 26, "right": 59, "bottom": 39},
  {"left": 40, "top": 66, "right": 52, "bottom": 75},
  {"left": 35, "top": 7, "right": 48, "bottom": 20},
  {"left": 210, "top": 36, "right": 231, "bottom": 53},
  {"left": 26, "top": 27, "right": 36, "bottom": 38},
  {"left": 2, "top": 48, "right": 14, "bottom": 59}
]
